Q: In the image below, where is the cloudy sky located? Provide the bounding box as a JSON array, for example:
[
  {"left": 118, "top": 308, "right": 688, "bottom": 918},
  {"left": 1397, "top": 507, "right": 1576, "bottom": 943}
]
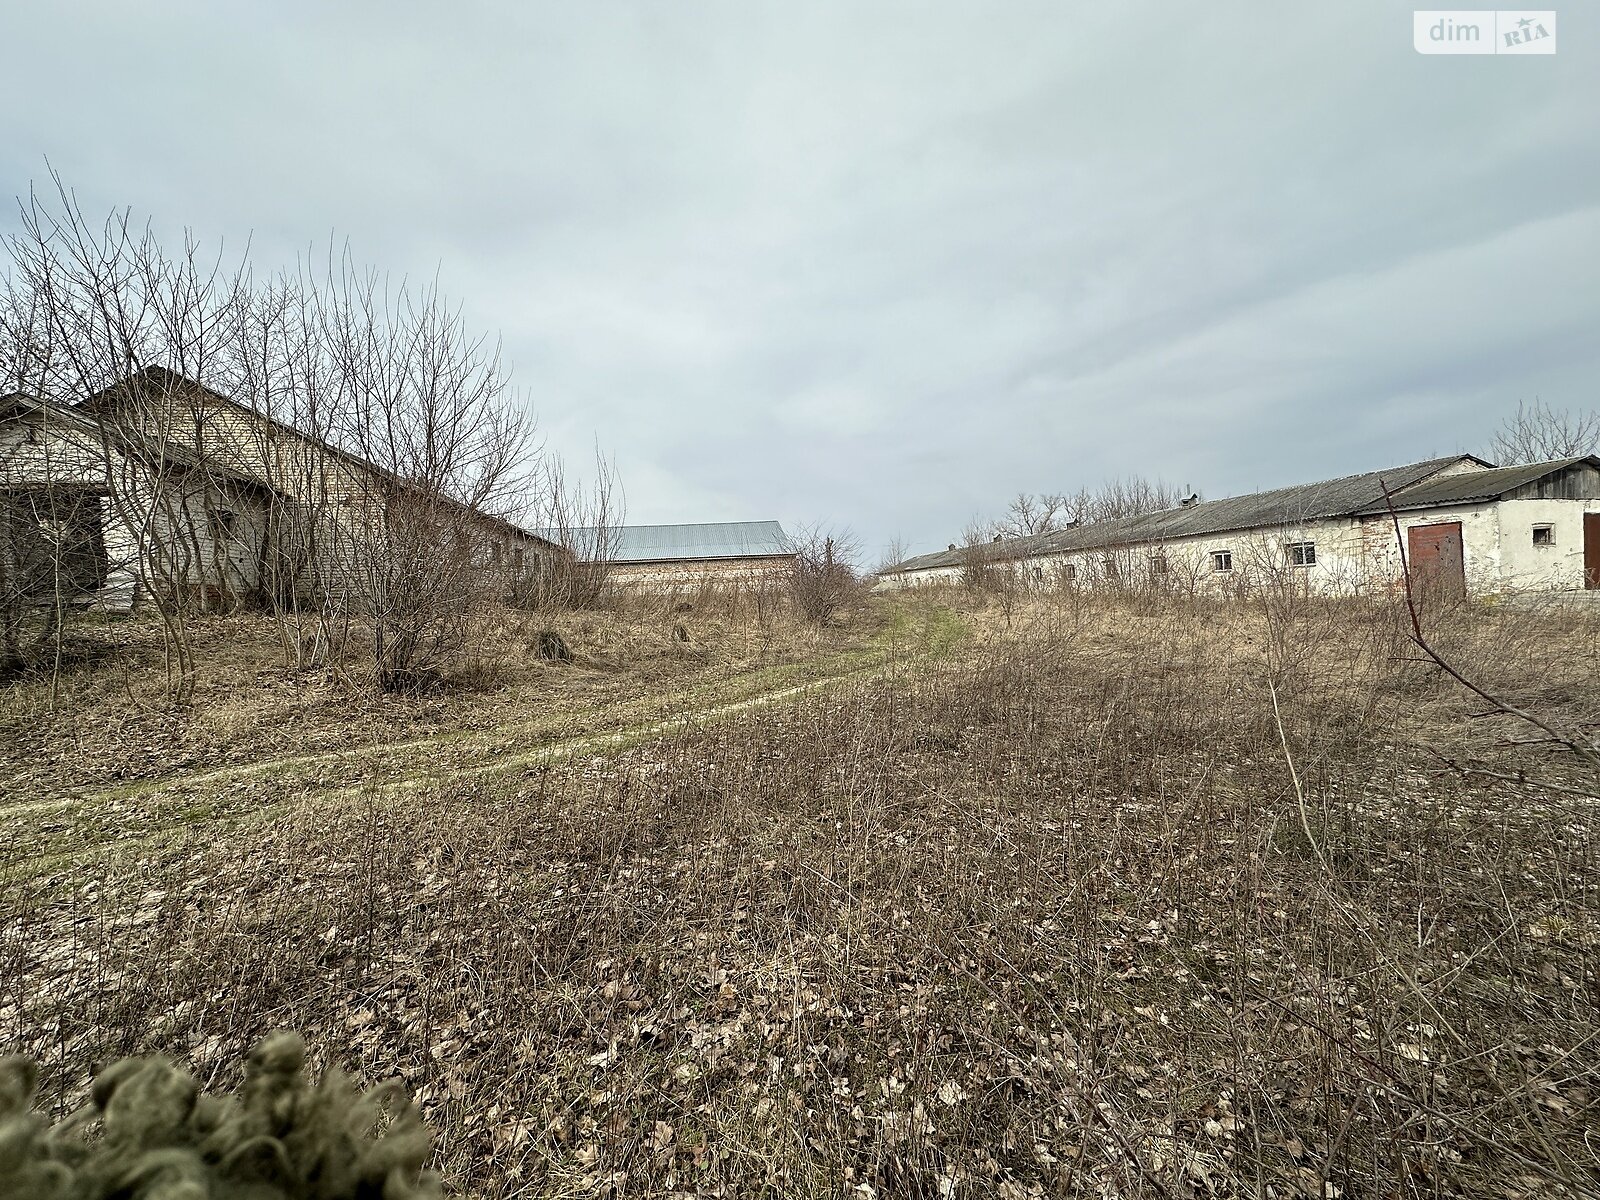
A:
[{"left": 3, "top": 2, "right": 1595, "bottom": 560}]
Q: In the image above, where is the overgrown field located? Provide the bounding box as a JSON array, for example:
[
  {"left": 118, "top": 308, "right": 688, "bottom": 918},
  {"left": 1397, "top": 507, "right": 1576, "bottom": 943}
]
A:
[
  {"left": 3, "top": 591, "right": 1598, "bottom": 1198},
  {"left": 0, "top": 590, "right": 889, "bottom": 804}
]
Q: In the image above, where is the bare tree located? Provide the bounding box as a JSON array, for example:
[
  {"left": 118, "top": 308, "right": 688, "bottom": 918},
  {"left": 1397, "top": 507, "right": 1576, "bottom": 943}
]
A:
[
  {"left": 874, "top": 534, "right": 910, "bottom": 578},
  {"left": 302, "top": 259, "right": 539, "bottom": 690},
  {"left": 2, "top": 180, "right": 251, "bottom": 701},
  {"left": 527, "top": 445, "right": 625, "bottom": 610},
  {"left": 1489, "top": 398, "right": 1600, "bottom": 465},
  {"left": 1072, "top": 475, "right": 1185, "bottom": 524},
  {"left": 786, "top": 524, "right": 860, "bottom": 626},
  {"left": 986, "top": 476, "right": 1184, "bottom": 542},
  {"left": 992, "top": 492, "right": 1074, "bottom": 539},
  {"left": 1, "top": 177, "right": 548, "bottom": 696}
]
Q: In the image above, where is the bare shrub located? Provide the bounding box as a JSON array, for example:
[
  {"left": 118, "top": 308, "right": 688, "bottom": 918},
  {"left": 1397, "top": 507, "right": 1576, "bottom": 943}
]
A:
[
  {"left": 957, "top": 522, "right": 1012, "bottom": 596},
  {"left": 2, "top": 184, "right": 252, "bottom": 702},
  {"left": 0, "top": 1032, "right": 441, "bottom": 1198},
  {"left": 521, "top": 447, "right": 624, "bottom": 611},
  {"left": 1, "top": 178, "right": 547, "bottom": 696},
  {"left": 785, "top": 524, "right": 860, "bottom": 625}
]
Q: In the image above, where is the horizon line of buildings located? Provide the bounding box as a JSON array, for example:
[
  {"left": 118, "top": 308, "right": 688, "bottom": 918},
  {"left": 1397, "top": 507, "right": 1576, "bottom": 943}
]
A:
[{"left": 880, "top": 453, "right": 1600, "bottom": 597}]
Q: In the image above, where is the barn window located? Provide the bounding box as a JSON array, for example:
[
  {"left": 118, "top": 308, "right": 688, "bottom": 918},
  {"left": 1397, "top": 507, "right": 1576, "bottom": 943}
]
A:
[
  {"left": 1031, "top": 566, "right": 1043, "bottom": 582},
  {"left": 1533, "top": 524, "right": 1555, "bottom": 546},
  {"left": 207, "top": 508, "right": 237, "bottom": 542},
  {"left": 1286, "top": 541, "right": 1316, "bottom": 567},
  {"left": 1102, "top": 556, "right": 1119, "bottom": 579},
  {"left": 1211, "top": 550, "right": 1233, "bottom": 573},
  {"left": 1063, "top": 562, "right": 1078, "bottom": 582},
  {"left": 1149, "top": 553, "right": 1168, "bottom": 575}
]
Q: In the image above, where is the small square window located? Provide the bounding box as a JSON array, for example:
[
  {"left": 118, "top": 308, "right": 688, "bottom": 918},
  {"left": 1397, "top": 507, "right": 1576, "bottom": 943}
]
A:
[
  {"left": 1286, "top": 541, "right": 1316, "bottom": 567},
  {"left": 1149, "top": 553, "right": 1168, "bottom": 574},
  {"left": 1211, "top": 550, "right": 1233, "bottom": 573},
  {"left": 1533, "top": 524, "right": 1555, "bottom": 546},
  {"left": 207, "top": 508, "right": 237, "bottom": 542}
]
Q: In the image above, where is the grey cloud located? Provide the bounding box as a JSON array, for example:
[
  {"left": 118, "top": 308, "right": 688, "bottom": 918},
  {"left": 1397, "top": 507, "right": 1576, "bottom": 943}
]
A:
[{"left": 2, "top": 1, "right": 1595, "bottom": 560}]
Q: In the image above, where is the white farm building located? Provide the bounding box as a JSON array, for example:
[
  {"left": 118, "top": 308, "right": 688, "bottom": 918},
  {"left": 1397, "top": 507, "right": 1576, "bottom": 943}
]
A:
[
  {"left": 880, "top": 455, "right": 1600, "bottom": 598},
  {"left": 2, "top": 368, "right": 557, "bottom": 615}
]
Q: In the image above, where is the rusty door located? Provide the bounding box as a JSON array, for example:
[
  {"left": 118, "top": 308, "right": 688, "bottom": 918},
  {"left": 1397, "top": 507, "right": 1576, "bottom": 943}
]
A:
[
  {"left": 1584, "top": 513, "right": 1600, "bottom": 588},
  {"left": 1407, "top": 521, "right": 1466, "bottom": 600}
]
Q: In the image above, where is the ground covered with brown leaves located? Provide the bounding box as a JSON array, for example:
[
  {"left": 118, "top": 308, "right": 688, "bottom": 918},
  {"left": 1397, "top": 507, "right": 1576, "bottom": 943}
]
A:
[{"left": 3, "top": 593, "right": 1598, "bottom": 1198}]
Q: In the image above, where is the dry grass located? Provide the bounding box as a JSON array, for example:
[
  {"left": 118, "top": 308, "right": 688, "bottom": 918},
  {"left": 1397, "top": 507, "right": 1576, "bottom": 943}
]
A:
[
  {"left": 3, "top": 589, "right": 1598, "bottom": 1198},
  {"left": 0, "top": 587, "right": 861, "bottom": 802}
]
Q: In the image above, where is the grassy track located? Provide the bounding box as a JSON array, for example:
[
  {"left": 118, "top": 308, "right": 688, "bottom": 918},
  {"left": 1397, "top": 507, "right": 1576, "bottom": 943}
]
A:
[{"left": 2, "top": 603, "right": 967, "bottom": 883}]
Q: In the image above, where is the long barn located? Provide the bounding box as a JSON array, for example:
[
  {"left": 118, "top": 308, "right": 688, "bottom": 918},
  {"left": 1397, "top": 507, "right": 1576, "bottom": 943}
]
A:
[
  {"left": 538, "top": 521, "right": 796, "bottom": 587},
  {"left": 881, "top": 455, "right": 1600, "bottom": 597},
  {"left": 2, "top": 368, "right": 557, "bottom": 612}
]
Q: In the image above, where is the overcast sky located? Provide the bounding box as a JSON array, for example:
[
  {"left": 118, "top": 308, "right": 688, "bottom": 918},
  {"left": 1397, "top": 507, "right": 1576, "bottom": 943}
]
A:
[{"left": 3, "top": 2, "right": 1596, "bottom": 560}]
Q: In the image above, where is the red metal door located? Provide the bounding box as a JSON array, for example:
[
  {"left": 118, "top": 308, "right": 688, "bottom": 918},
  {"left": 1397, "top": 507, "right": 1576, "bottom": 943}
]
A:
[
  {"left": 1584, "top": 513, "right": 1600, "bottom": 589},
  {"left": 1407, "top": 521, "right": 1466, "bottom": 600}
]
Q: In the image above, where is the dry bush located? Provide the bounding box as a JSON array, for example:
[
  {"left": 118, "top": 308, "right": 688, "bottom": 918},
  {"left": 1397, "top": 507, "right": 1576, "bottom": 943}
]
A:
[
  {"left": 5, "top": 594, "right": 1597, "bottom": 1197},
  {"left": 519, "top": 448, "right": 625, "bottom": 612},
  {"left": 958, "top": 523, "right": 1015, "bottom": 599},
  {"left": 786, "top": 525, "right": 862, "bottom": 626},
  {"left": 0, "top": 1032, "right": 440, "bottom": 1199},
  {"left": 2, "top": 178, "right": 545, "bottom": 700}
]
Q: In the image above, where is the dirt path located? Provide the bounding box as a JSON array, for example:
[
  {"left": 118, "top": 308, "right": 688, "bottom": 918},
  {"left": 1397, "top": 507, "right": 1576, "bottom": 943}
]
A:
[{"left": 3, "top": 606, "right": 967, "bottom": 882}]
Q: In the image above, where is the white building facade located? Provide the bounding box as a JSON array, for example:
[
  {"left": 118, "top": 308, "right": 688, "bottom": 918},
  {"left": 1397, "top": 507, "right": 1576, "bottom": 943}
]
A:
[{"left": 882, "top": 456, "right": 1600, "bottom": 599}]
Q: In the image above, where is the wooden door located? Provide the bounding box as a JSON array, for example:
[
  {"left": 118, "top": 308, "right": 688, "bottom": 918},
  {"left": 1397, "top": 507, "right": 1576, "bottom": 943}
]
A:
[
  {"left": 1407, "top": 521, "right": 1466, "bottom": 600},
  {"left": 1584, "top": 513, "right": 1600, "bottom": 589}
]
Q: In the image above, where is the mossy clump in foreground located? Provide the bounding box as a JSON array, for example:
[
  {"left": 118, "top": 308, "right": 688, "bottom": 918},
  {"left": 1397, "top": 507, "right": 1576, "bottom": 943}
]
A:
[{"left": 0, "top": 1032, "right": 439, "bottom": 1199}]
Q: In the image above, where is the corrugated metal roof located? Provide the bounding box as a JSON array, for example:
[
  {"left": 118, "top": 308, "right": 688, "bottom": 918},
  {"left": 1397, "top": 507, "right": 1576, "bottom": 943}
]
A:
[
  {"left": 535, "top": 521, "right": 792, "bottom": 562},
  {"left": 888, "top": 455, "right": 1480, "bottom": 573},
  {"left": 1353, "top": 457, "right": 1600, "bottom": 513}
]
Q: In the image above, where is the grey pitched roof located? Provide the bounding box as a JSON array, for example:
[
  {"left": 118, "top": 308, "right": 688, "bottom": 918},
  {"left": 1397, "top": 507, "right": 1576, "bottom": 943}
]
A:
[
  {"left": 1, "top": 391, "right": 43, "bottom": 415},
  {"left": 1353, "top": 457, "right": 1600, "bottom": 513},
  {"left": 87, "top": 368, "right": 555, "bottom": 546},
  {"left": 3, "top": 391, "right": 269, "bottom": 492},
  {"left": 887, "top": 455, "right": 1483, "bottom": 573},
  {"left": 537, "top": 521, "right": 792, "bottom": 562}
]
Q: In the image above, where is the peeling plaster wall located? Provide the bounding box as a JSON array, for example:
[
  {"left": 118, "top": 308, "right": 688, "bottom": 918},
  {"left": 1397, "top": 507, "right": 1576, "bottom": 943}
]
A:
[
  {"left": 883, "top": 498, "right": 1600, "bottom": 597},
  {"left": 1485, "top": 499, "right": 1600, "bottom": 591}
]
